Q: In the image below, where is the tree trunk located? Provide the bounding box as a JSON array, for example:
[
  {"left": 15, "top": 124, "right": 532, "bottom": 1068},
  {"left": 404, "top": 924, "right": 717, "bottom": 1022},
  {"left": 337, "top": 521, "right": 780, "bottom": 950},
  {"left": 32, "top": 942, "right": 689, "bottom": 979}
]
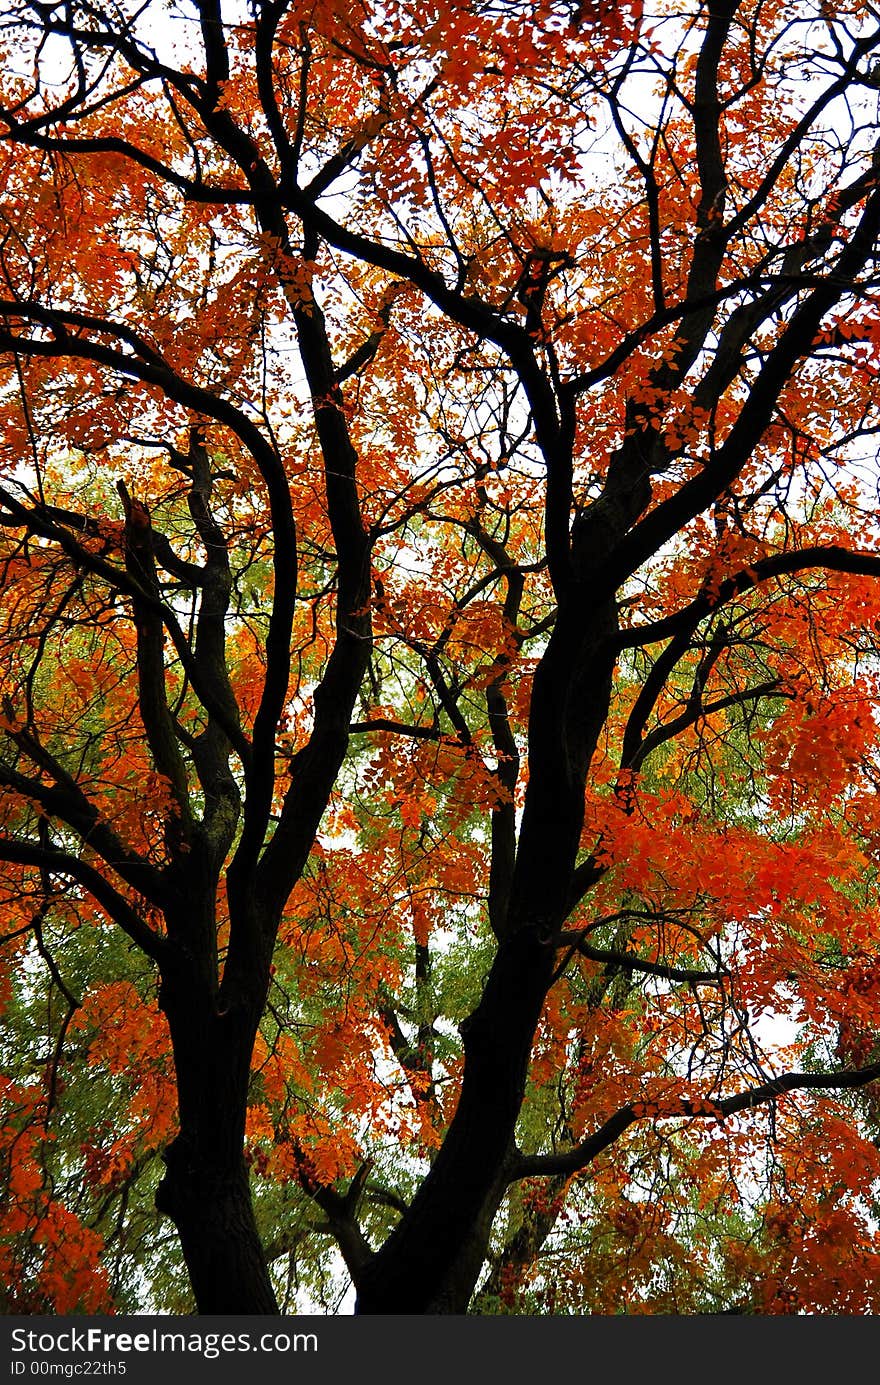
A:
[
  {"left": 156, "top": 1135, "right": 279, "bottom": 1313},
  {"left": 355, "top": 927, "right": 557, "bottom": 1313},
  {"left": 356, "top": 596, "right": 617, "bottom": 1314},
  {"left": 155, "top": 941, "right": 279, "bottom": 1313}
]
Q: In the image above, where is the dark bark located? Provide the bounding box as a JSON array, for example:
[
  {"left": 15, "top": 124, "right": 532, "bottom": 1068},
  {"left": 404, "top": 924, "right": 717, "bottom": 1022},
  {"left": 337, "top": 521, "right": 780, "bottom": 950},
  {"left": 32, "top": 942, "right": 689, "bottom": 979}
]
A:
[
  {"left": 355, "top": 927, "right": 556, "bottom": 1313},
  {"left": 154, "top": 928, "right": 279, "bottom": 1314},
  {"left": 156, "top": 1139, "right": 278, "bottom": 1314},
  {"left": 356, "top": 581, "right": 619, "bottom": 1312}
]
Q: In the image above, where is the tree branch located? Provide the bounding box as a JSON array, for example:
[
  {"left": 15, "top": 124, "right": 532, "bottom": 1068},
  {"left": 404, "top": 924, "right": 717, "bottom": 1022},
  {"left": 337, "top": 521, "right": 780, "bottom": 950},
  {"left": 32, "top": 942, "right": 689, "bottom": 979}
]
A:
[
  {"left": 511, "top": 1060, "right": 880, "bottom": 1181},
  {"left": 0, "top": 836, "right": 167, "bottom": 961},
  {"left": 618, "top": 545, "right": 880, "bottom": 651}
]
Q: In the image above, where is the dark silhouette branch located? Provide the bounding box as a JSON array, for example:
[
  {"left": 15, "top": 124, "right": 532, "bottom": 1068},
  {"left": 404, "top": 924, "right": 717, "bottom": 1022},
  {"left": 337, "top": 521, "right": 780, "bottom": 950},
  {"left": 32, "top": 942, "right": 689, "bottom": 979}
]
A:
[
  {"left": 512, "top": 1060, "right": 880, "bottom": 1181},
  {"left": 0, "top": 836, "right": 167, "bottom": 961}
]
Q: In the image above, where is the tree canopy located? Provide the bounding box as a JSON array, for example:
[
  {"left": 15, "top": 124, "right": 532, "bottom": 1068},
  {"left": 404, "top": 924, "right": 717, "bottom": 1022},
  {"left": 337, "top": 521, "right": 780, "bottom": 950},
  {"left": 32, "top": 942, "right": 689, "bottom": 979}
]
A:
[{"left": 5, "top": 0, "right": 880, "bottom": 1315}]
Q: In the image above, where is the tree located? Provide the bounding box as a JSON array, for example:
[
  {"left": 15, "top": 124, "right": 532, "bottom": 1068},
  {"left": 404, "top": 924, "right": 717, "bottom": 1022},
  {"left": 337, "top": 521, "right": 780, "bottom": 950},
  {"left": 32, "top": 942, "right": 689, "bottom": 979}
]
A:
[{"left": 5, "top": 0, "right": 880, "bottom": 1315}]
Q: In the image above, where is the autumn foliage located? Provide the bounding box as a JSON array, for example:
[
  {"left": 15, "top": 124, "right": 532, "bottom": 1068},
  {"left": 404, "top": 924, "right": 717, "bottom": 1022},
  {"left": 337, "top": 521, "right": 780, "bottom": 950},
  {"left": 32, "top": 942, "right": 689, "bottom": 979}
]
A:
[{"left": 5, "top": 0, "right": 880, "bottom": 1315}]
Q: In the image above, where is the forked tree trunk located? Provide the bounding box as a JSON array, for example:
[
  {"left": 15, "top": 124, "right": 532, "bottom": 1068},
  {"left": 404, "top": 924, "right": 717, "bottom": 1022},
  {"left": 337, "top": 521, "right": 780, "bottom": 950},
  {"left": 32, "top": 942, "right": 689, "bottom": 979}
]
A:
[{"left": 151, "top": 594, "right": 615, "bottom": 1315}]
